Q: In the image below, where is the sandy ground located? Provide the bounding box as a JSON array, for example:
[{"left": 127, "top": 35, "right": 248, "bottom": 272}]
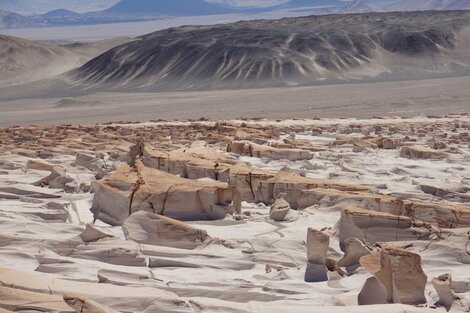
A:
[{"left": 0, "top": 75, "right": 469, "bottom": 127}]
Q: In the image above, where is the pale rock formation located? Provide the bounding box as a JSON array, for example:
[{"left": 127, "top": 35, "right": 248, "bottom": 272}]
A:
[
  {"left": 75, "top": 153, "right": 103, "bottom": 171},
  {"left": 337, "top": 207, "right": 435, "bottom": 249},
  {"left": 432, "top": 274, "right": 459, "bottom": 311},
  {"left": 0, "top": 286, "right": 73, "bottom": 312},
  {"left": 79, "top": 224, "right": 114, "bottom": 242},
  {"left": 27, "top": 160, "right": 74, "bottom": 191},
  {"left": 269, "top": 198, "right": 292, "bottom": 222},
  {"left": 359, "top": 247, "right": 427, "bottom": 305},
  {"left": 64, "top": 293, "right": 120, "bottom": 313},
  {"left": 400, "top": 146, "right": 447, "bottom": 159},
  {"left": 305, "top": 228, "right": 330, "bottom": 282},
  {"left": 91, "top": 161, "right": 238, "bottom": 225},
  {"left": 337, "top": 238, "right": 371, "bottom": 272},
  {"left": 256, "top": 171, "right": 370, "bottom": 209},
  {"left": 358, "top": 276, "right": 388, "bottom": 305},
  {"left": 299, "top": 188, "right": 470, "bottom": 228},
  {"left": 228, "top": 140, "right": 313, "bottom": 161},
  {"left": 122, "top": 211, "right": 209, "bottom": 249},
  {"left": 141, "top": 143, "right": 234, "bottom": 180}
]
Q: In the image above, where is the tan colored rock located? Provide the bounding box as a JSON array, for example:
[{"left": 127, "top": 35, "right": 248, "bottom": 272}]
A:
[
  {"left": 300, "top": 188, "right": 470, "bottom": 228},
  {"left": 256, "top": 171, "right": 370, "bottom": 209},
  {"left": 269, "top": 198, "right": 291, "bottom": 221},
  {"left": 357, "top": 276, "right": 388, "bottom": 305},
  {"left": 0, "top": 286, "right": 73, "bottom": 312},
  {"left": 377, "top": 137, "right": 400, "bottom": 149},
  {"left": 122, "top": 211, "right": 209, "bottom": 249},
  {"left": 91, "top": 161, "right": 238, "bottom": 225},
  {"left": 228, "top": 140, "right": 313, "bottom": 161},
  {"left": 27, "top": 160, "right": 74, "bottom": 191},
  {"left": 337, "top": 238, "right": 371, "bottom": 272},
  {"left": 75, "top": 153, "right": 102, "bottom": 171},
  {"left": 432, "top": 274, "right": 459, "bottom": 311},
  {"left": 64, "top": 293, "right": 120, "bottom": 313},
  {"left": 400, "top": 146, "right": 447, "bottom": 159},
  {"left": 337, "top": 207, "right": 434, "bottom": 249},
  {"left": 304, "top": 228, "right": 330, "bottom": 282},
  {"left": 359, "top": 247, "right": 427, "bottom": 305},
  {"left": 79, "top": 224, "right": 114, "bottom": 243}
]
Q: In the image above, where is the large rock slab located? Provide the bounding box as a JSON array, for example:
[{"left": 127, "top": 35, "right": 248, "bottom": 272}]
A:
[
  {"left": 256, "top": 171, "right": 371, "bottom": 209},
  {"left": 122, "top": 211, "right": 209, "bottom": 249},
  {"left": 337, "top": 207, "right": 436, "bottom": 249},
  {"left": 299, "top": 188, "right": 470, "bottom": 228},
  {"left": 228, "top": 140, "right": 313, "bottom": 161},
  {"left": 91, "top": 161, "right": 239, "bottom": 225},
  {"left": 359, "top": 247, "right": 427, "bottom": 305}
]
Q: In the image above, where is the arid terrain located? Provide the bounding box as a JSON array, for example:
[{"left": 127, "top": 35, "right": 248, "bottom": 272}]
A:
[
  {"left": 0, "top": 114, "right": 469, "bottom": 312},
  {"left": 1, "top": 7, "right": 470, "bottom": 313}
]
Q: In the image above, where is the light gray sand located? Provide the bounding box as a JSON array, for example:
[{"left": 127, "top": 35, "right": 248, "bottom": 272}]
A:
[{"left": 0, "top": 75, "right": 469, "bottom": 127}]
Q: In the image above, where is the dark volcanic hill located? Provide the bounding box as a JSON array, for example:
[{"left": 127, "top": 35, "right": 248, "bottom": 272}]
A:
[{"left": 73, "top": 10, "right": 470, "bottom": 91}]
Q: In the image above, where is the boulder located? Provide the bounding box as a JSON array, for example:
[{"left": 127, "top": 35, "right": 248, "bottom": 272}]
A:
[
  {"left": 91, "top": 161, "right": 239, "bottom": 225},
  {"left": 358, "top": 276, "right": 388, "bottom": 305},
  {"left": 432, "top": 274, "right": 459, "bottom": 311},
  {"left": 337, "top": 238, "right": 371, "bottom": 272},
  {"left": 269, "top": 198, "right": 291, "bottom": 221},
  {"left": 122, "top": 211, "right": 209, "bottom": 249},
  {"left": 359, "top": 247, "right": 427, "bottom": 305},
  {"left": 304, "top": 228, "right": 330, "bottom": 283}
]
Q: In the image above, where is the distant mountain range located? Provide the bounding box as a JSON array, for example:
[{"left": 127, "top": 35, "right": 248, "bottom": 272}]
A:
[{"left": 1, "top": 0, "right": 470, "bottom": 29}]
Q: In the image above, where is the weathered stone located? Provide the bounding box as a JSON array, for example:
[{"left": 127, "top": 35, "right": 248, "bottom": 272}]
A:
[
  {"left": 228, "top": 140, "right": 313, "bottom": 161},
  {"left": 122, "top": 211, "right": 209, "bottom": 249},
  {"left": 337, "top": 238, "right": 371, "bottom": 272},
  {"left": 400, "top": 146, "right": 447, "bottom": 159},
  {"left": 358, "top": 276, "right": 388, "bottom": 305},
  {"left": 337, "top": 207, "right": 435, "bottom": 249},
  {"left": 432, "top": 274, "right": 459, "bottom": 311},
  {"left": 64, "top": 293, "right": 119, "bottom": 313},
  {"left": 359, "top": 247, "right": 427, "bottom": 305},
  {"left": 269, "top": 198, "right": 291, "bottom": 221},
  {"left": 305, "top": 228, "right": 330, "bottom": 283},
  {"left": 27, "top": 160, "right": 74, "bottom": 192},
  {"left": 91, "top": 161, "right": 238, "bottom": 225}
]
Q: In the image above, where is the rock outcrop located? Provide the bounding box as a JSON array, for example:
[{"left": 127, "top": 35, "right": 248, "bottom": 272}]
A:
[
  {"left": 27, "top": 160, "right": 74, "bottom": 191},
  {"left": 337, "top": 238, "right": 371, "bottom": 272},
  {"left": 91, "top": 161, "right": 239, "bottom": 225},
  {"left": 337, "top": 207, "right": 439, "bottom": 249},
  {"left": 228, "top": 141, "right": 313, "bottom": 161},
  {"left": 269, "top": 198, "right": 292, "bottom": 222},
  {"left": 64, "top": 293, "right": 119, "bottom": 313},
  {"left": 359, "top": 247, "right": 427, "bottom": 305},
  {"left": 432, "top": 274, "right": 459, "bottom": 311},
  {"left": 400, "top": 146, "right": 447, "bottom": 159},
  {"left": 122, "top": 211, "right": 209, "bottom": 249},
  {"left": 304, "top": 228, "right": 330, "bottom": 283}
]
